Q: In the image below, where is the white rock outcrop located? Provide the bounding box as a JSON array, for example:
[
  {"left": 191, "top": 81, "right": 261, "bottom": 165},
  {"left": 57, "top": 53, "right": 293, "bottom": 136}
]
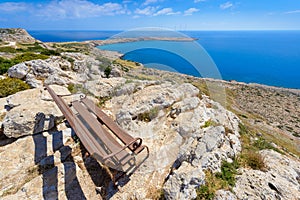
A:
[
  {"left": 7, "top": 53, "right": 104, "bottom": 88},
  {"left": 233, "top": 150, "right": 300, "bottom": 200},
  {"left": 1, "top": 86, "right": 70, "bottom": 138},
  {"left": 104, "top": 81, "right": 241, "bottom": 199}
]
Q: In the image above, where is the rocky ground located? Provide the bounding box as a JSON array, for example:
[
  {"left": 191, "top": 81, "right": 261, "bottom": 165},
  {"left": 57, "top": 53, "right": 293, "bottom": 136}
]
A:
[{"left": 0, "top": 28, "right": 300, "bottom": 200}]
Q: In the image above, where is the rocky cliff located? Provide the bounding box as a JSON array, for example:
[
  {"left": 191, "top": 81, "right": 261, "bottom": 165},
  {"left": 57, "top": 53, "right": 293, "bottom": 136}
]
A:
[
  {"left": 0, "top": 28, "right": 36, "bottom": 44},
  {"left": 0, "top": 29, "right": 300, "bottom": 200}
]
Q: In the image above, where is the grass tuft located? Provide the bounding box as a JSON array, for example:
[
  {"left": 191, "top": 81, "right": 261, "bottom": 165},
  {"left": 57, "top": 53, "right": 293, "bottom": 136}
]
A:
[
  {"left": 197, "top": 159, "right": 239, "bottom": 199},
  {"left": 137, "top": 107, "right": 159, "bottom": 122}
]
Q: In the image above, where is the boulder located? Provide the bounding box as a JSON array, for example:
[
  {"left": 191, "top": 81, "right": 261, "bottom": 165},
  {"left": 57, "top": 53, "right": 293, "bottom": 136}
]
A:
[
  {"left": 0, "top": 129, "right": 74, "bottom": 197},
  {"left": 163, "top": 161, "right": 205, "bottom": 200},
  {"left": 1, "top": 86, "right": 70, "bottom": 138},
  {"left": 7, "top": 52, "right": 103, "bottom": 88},
  {"left": 0, "top": 28, "right": 36, "bottom": 43},
  {"left": 8, "top": 63, "right": 30, "bottom": 79},
  {"left": 84, "top": 77, "right": 126, "bottom": 97},
  {"left": 214, "top": 190, "right": 237, "bottom": 200},
  {"left": 25, "top": 73, "right": 43, "bottom": 88},
  {"left": 233, "top": 150, "right": 300, "bottom": 200}
]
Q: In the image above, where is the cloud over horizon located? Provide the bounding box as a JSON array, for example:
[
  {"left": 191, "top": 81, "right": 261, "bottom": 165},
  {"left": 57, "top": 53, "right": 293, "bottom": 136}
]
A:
[
  {"left": 220, "top": 1, "right": 233, "bottom": 10},
  {"left": 284, "top": 10, "right": 300, "bottom": 14},
  {"left": 184, "top": 8, "right": 200, "bottom": 16},
  {"left": 0, "top": 2, "right": 29, "bottom": 12}
]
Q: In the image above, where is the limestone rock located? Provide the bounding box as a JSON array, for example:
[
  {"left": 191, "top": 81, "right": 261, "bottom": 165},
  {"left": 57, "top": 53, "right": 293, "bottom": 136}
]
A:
[
  {"left": 84, "top": 77, "right": 126, "bottom": 97},
  {"left": 107, "top": 81, "right": 241, "bottom": 199},
  {"left": 7, "top": 52, "right": 104, "bottom": 88},
  {"left": 233, "top": 150, "right": 300, "bottom": 200},
  {"left": 0, "top": 28, "right": 36, "bottom": 43},
  {"left": 7, "top": 63, "right": 30, "bottom": 79},
  {"left": 1, "top": 86, "right": 70, "bottom": 138},
  {"left": 163, "top": 161, "right": 205, "bottom": 200},
  {"left": 25, "top": 73, "right": 43, "bottom": 88},
  {"left": 214, "top": 190, "right": 237, "bottom": 200},
  {"left": 177, "top": 83, "right": 199, "bottom": 97},
  {"left": 110, "top": 67, "right": 123, "bottom": 77},
  {"left": 0, "top": 129, "right": 73, "bottom": 197}
]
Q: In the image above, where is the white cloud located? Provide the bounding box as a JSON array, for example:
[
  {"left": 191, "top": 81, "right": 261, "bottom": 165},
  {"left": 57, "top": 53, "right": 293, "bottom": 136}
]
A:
[
  {"left": 220, "top": 1, "right": 233, "bottom": 10},
  {"left": 135, "top": 6, "right": 157, "bottom": 16},
  {"left": 0, "top": 2, "right": 28, "bottom": 12},
  {"left": 143, "top": 0, "right": 158, "bottom": 6},
  {"left": 184, "top": 8, "right": 199, "bottom": 16},
  {"left": 284, "top": 10, "right": 300, "bottom": 14},
  {"left": 123, "top": 0, "right": 132, "bottom": 4},
  {"left": 153, "top": 8, "right": 180, "bottom": 16},
  {"left": 194, "top": 0, "right": 206, "bottom": 3},
  {"left": 36, "top": 0, "right": 128, "bottom": 19}
]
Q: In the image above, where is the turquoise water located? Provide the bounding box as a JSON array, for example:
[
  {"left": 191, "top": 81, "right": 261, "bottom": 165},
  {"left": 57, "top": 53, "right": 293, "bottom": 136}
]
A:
[{"left": 29, "top": 30, "right": 300, "bottom": 89}]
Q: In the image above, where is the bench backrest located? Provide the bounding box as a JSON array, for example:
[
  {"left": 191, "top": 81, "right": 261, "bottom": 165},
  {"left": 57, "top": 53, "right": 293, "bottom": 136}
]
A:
[{"left": 45, "top": 85, "right": 148, "bottom": 171}]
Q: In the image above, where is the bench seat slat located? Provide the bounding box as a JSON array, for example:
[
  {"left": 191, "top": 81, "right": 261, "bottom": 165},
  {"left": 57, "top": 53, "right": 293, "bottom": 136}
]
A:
[
  {"left": 72, "top": 101, "right": 131, "bottom": 164},
  {"left": 45, "top": 85, "right": 148, "bottom": 171},
  {"left": 44, "top": 86, "right": 111, "bottom": 159},
  {"left": 81, "top": 98, "right": 145, "bottom": 153}
]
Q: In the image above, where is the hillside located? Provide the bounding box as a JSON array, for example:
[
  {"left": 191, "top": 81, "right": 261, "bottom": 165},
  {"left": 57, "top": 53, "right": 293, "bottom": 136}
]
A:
[{"left": 0, "top": 28, "right": 299, "bottom": 200}]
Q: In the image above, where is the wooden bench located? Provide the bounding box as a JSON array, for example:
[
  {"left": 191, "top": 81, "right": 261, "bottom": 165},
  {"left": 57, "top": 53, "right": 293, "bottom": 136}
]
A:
[{"left": 45, "top": 85, "right": 149, "bottom": 172}]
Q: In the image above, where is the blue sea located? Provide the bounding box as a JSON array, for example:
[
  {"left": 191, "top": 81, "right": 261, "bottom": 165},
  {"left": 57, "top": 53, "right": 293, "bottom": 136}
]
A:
[{"left": 29, "top": 30, "right": 300, "bottom": 89}]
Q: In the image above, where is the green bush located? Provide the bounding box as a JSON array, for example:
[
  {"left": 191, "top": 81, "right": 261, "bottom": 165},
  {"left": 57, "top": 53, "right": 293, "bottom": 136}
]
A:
[
  {"left": 41, "top": 49, "right": 61, "bottom": 56},
  {"left": 104, "top": 66, "right": 112, "bottom": 78},
  {"left": 216, "top": 159, "right": 239, "bottom": 187},
  {"left": 137, "top": 107, "right": 159, "bottom": 122},
  {"left": 0, "top": 46, "right": 17, "bottom": 53},
  {"left": 0, "top": 52, "right": 49, "bottom": 75},
  {"left": 14, "top": 52, "right": 48, "bottom": 63},
  {"left": 0, "top": 78, "right": 30, "bottom": 97},
  {"left": 197, "top": 160, "right": 239, "bottom": 199},
  {"left": 196, "top": 184, "right": 214, "bottom": 200},
  {"left": 196, "top": 170, "right": 221, "bottom": 200},
  {"left": 0, "top": 57, "right": 17, "bottom": 74}
]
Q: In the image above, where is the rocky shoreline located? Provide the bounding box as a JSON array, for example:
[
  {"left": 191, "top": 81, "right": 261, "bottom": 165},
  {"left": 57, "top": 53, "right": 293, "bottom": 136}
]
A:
[{"left": 0, "top": 28, "right": 300, "bottom": 200}]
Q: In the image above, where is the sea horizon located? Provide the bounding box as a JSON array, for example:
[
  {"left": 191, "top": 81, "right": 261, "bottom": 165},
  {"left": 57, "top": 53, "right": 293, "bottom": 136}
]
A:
[{"left": 29, "top": 30, "right": 300, "bottom": 90}]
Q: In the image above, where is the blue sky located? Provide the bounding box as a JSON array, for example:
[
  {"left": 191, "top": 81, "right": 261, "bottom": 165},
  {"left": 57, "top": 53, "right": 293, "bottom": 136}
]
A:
[{"left": 0, "top": 0, "right": 300, "bottom": 30}]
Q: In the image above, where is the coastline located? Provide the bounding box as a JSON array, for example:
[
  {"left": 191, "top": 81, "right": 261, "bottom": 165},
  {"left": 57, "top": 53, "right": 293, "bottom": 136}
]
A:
[
  {"left": 92, "top": 41, "right": 300, "bottom": 95},
  {"left": 45, "top": 37, "right": 197, "bottom": 47}
]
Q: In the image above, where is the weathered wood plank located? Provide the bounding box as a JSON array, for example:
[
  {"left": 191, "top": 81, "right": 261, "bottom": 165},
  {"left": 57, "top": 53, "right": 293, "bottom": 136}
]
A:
[{"left": 81, "top": 98, "right": 145, "bottom": 154}]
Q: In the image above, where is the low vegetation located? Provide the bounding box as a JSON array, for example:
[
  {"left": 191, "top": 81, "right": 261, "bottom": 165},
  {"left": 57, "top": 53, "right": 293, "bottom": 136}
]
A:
[
  {"left": 243, "top": 151, "right": 265, "bottom": 170},
  {"left": 201, "top": 119, "right": 220, "bottom": 128},
  {"left": 137, "top": 107, "right": 159, "bottom": 122},
  {"left": 67, "top": 83, "right": 90, "bottom": 95},
  {"left": 113, "top": 58, "right": 141, "bottom": 69},
  {"left": 104, "top": 66, "right": 112, "bottom": 78},
  {"left": 197, "top": 123, "right": 269, "bottom": 199},
  {"left": 0, "top": 52, "right": 49, "bottom": 75},
  {"left": 0, "top": 78, "right": 30, "bottom": 97},
  {"left": 238, "top": 123, "right": 266, "bottom": 170},
  {"left": 197, "top": 159, "right": 239, "bottom": 200},
  {"left": 97, "top": 96, "right": 112, "bottom": 107},
  {"left": 51, "top": 42, "right": 90, "bottom": 53},
  {"left": 96, "top": 56, "right": 112, "bottom": 71},
  {"left": 0, "top": 46, "right": 17, "bottom": 53}
]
